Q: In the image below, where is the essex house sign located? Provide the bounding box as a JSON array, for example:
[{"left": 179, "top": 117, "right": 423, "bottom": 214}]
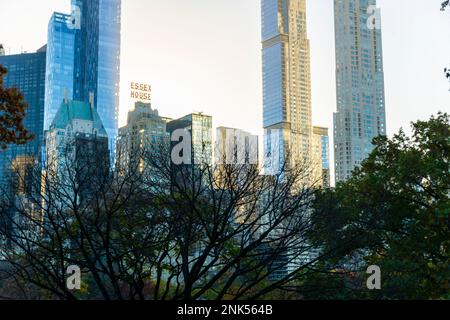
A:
[{"left": 130, "top": 82, "right": 152, "bottom": 102}]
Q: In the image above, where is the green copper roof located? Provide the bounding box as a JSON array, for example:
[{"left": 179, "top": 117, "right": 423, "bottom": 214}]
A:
[{"left": 50, "top": 100, "right": 108, "bottom": 136}]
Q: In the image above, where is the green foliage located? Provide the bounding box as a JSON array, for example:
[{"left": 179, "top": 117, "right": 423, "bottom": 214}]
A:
[{"left": 310, "top": 113, "right": 450, "bottom": 299}]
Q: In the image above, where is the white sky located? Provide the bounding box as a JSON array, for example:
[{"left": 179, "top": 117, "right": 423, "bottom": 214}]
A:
[{"left": 1, "top": 0, "right": 450, "bottom": 181}]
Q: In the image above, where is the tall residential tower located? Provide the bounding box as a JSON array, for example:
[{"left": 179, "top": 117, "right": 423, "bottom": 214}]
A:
[
  {"left": 72, "top": 0, "right": 121, "bottom": 161},
  {"left": 261, "top": 0, "right": 313, "bottom": 175},
  {"left": 333, "top": 0, "right": 387, "bottom": 182}
]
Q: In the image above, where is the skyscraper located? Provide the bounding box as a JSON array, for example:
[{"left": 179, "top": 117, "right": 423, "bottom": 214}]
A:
[
  {"left": 117, "top": 101, "right": 172, "bottom": 174},
  {"left": 214, "top": 127, "right": 259, "bottom": 190},
  {"left": 71, "top": 0, "right": 121, "bottom": 161},
  {"left": 333, "top": 0, "right": 387, "bottom": 182},
  {"left": 0, "top": 47, "right": 47, "bottom": 187},
  {"left": 45, "top": 99, "right": 110, "bottom": 201},
  {"left": 167, "top": 113, "right": 213, "bottom": 167},
  {"left": 44, "top": 12, "right": 75, "bottom": 132},
  {"left": 261, "top": 0, "right": 313, "bottom": 174},
  {"left": 167, "top": 113, "right": 213, "bottom": 191},
  {"left": 215, "top": 127, "right": 258, "bottom": 166}
]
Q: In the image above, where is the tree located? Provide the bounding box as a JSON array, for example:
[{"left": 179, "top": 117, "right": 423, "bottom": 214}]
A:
[
  {"left": 0, "top": 138, "right": 342, "bottom": 300},
  {"left": 0, "top": 65, "right": 34, "bottom": 150},
  {"left": 309, "top": 113, "right": 450, "bottom": 299}
]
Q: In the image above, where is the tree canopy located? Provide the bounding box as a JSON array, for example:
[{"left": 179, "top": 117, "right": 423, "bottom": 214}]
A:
[
  {"left": 309, "top": 113, "right": 450, "bottom": 299},
  {"left": 0, "top": 65, "right": 34, "bottom": 150}
]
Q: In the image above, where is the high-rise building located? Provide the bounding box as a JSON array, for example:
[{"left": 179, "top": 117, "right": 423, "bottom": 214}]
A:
[
  {"left": 333, "top": 0, "right": 387, "bottom": 182},
  {"left": 45, "top": 99, "right": 109, "bottom": 200},
  {"left": 0, "top": 44, "right": 5, "bottom": 56},
  {"left": 167, "top": 113, "right": 213, "bottom": 167},
  {"left": 312, "top": 126, "right": 331, "bottom": 188},
  {"left": 117, "top": 101, "right": 172, "bottom": 174},
  {"left": 44, "top": 12, "right": 75, "bottom": 132},
  {"left": 167, "top": 113, "right": 212, "bottom": 191},
  {"left": 215, "top": 127, "right": 259, "bottom": 166},
  {"left": 261, "top": 0, "right": 313, "bottom": 174},
  {"left": 214, "top": 127, "right": 259, "bottom": 191},
  {"left": 0, "top": 47, "right": 47, "bottom": 188},
  {"left": 71, "top": 0, "right": 121, "bottom": 160}
]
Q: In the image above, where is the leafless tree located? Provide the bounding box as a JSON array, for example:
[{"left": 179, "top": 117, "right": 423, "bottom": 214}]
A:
[{"left": 0, "top": 139, "right": 343, "bottom": 300}]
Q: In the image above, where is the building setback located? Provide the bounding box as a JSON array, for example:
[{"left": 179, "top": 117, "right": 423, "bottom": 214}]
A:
[{"left": 333, "top": 0, "right": 387, "bottom": 182}]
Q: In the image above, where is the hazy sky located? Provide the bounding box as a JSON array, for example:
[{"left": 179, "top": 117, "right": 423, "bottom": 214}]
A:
[{"left": 1, "top": 0, "right": 449, "bottom": 180}]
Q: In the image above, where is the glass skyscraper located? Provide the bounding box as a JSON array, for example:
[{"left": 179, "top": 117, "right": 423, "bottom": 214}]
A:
[
  {"left": 333, "top": 0, "right": 387, "bottom": 182},
  {"left": 0, "top": 47, "right": 47, "bottom": 187},
  {"left": 72, "top": 0, "right": 121, "bottom": 161},
  {"left": 44, "top": 12, "right": 75, "bottom": 132},
  {"left": 261, "top": 0, "right": 313, "bottom": 174}
]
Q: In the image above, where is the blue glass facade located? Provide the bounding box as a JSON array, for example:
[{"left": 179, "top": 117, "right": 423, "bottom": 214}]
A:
[
  {"left": 263, "top": 128, "right": 285, "bottom": 175},
  {"left": 261, "top": 0, "right": 289, "bottom": 134},
  {"left": 262, "top": 0, "right": 285, "bottom": 174},
  {"left": 261, "top": 0, "right": 288, "bottom": 174},
  {"left": 0, "top": 48, "right": 47, "bottom": 186},
  {"left": 333, "top": 0, "right": 386, "bottom": 182},
  {"left": 262, "top": 0, "right": 284, "bottom": 41},
  {"left": 44, "top": 12, "right": 75, "bottom": 132},
  {"left": 261, "top": 0, "right": 313, "bottom": 174},
  {"left": 72, "top": 0, "right": 121, "bottom": 161},
  {"left": 262, "top": 43, "right": 284, "bottom": 128}
]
